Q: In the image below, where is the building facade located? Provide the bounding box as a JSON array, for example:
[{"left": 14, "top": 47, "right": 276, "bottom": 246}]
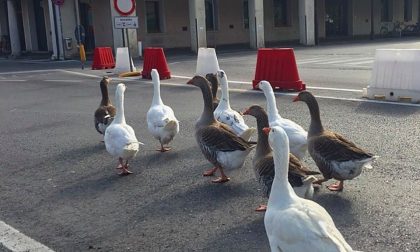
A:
[{"left": 0, "top": 0, "right": 419, "bottom": 59}]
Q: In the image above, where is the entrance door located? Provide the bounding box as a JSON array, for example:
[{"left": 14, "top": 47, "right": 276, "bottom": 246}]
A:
[
  {"left": 79, "top": 2, "right": 95, "bottom": 52},
  {"left": 325, "top": 0, "right": 348, "bottom": 37},
  {"left": 33, "top": 0, "right": 47, "bottom": 51}
]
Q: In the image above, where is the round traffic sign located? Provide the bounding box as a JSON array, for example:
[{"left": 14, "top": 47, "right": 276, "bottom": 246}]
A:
[{"left": 113, "top": 0, "right": 136, "bottom": 16}]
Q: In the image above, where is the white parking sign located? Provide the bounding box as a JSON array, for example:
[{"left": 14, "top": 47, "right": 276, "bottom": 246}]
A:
[{"left": 114, "top": 16, "right": 139, "bottom": 29}]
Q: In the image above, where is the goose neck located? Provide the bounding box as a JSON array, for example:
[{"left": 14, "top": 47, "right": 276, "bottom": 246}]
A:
[
  {"left": 219, "top": 80, "right": 231, "bottom": 110},
  {"left": 255, "top": 113, "right": 271, "bottom": 158},
  {"left": 100, "top": 82, "right": 111, "bottom": 106},
  {"left": 114, "top": 91, "right": 126, "bottom": 124},
  {"left": 265, "top": 90, "right": 281, "bottom": 120},
  {"left": 307, "top": 98, "right": 323, "bottom": 135},
  {"left": 152, "top": 79, "right": 164, "bottom": 105},
  {"left": 198, "top": 82, "right": 216, "bottom": 124}
]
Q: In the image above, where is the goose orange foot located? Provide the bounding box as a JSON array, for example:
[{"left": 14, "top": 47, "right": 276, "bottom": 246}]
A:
[
  {"left": 327, "top": 181, "right": 344, "bottom": 191},
  {"left": 203, "top": 167, "right": 218, "bottom": 176},
  {"left": 212, "top": 176, "right": 230, "bottom": 183},
  {"left": 255, "top": 204, "right": 267, "bottom": 212},
  {"left": 156, "top": 146, "right": 171, "bottom": 152},
  {"left": 118, "top": 167, "right": 133, "bottom": 176}
]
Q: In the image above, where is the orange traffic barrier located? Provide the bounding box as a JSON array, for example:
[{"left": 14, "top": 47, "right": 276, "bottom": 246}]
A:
[
  {"left": 92, "top": 47, "right": 115, "bottom": 70},
  {"left": 252, "top": 48, "right": 305, "bottom": 91},
  {"left": 142, "top": 47, "right": 171, "bottom": 79}
]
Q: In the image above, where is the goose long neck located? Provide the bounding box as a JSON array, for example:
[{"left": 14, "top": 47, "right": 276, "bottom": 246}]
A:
[
  {"left": 198, "top": 82, "right": 216, "bottom": 124},
  {"left": 114, "top": 91, "right": 126, "bottom": 124},
  {"left": 306, "top": 97, "right": 323, "bottom": 136},
  {"left": 100, "top": 82, "right": 111, "bottom": 106},
  {"left": 268, "top": 146, "right": 298, "bottom": 206},
  {"left": 152, "top": 79, "right": 164, "bottom": 105},
  {"left": 219, "top": 78, "right": 231, "bottom": 110},
  {"left": 255, "top": 112, "right": 271, "bottom": 158},
  {"left": 265, "top": 90, "right": 281, "bottom": 120}
]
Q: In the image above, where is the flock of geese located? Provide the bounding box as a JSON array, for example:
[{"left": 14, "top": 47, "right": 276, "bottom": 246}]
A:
[{"left": 94, "top": 68, "right": 377, "bottom": 251}]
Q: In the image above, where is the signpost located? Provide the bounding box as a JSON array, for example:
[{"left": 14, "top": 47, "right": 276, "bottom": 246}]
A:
[{"left": 113, "top": 0, "right": 137, "bottom": 72}]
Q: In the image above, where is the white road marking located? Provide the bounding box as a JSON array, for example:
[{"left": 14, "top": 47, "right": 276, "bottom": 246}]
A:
[
  {"left": 0, "top": 80, "right": 26, "bottom": 82},
  {"left": 59, "top": 70, "right": 101, "bottom": 78},
  {"left": 316, "top": 57, "right": 373, "bottom": 65},
  {"left": 0, "top": 220, "right": 54, "bottom": 252},
  {"left": 0, "top": 69, "right": 60, "bottom": 75},
  {"left": 44, "top": 80, "right": 82, "bottom": 83},
  {"left": 345, "top": 60, "right": 374, "bottom": 65}
]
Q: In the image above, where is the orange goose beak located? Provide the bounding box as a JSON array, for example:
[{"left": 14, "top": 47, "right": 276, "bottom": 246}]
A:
[
  {"left": 186, "top": 79, "right": 193, "bottom": 84},
  {"left": 242, "top": 108, "right": 250, "bottom": 115},
  {"left": 262, "top": 127, "right": 271, "bottom": 136},
  {"left": 292, "top": 96, "right": 300, "bottom": 102}
]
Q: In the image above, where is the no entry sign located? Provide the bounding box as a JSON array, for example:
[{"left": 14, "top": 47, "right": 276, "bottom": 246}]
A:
[{"left": 113, "top": 0, "right": 136, "bottom": 16}]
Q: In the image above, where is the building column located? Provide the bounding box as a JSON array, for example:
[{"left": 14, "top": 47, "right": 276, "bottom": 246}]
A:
[
  {"left": 299, "top": 0, "right": 315, "bottom": 45},
  {"left": 249, "top": 0, "right": 264, "bottom": 49},
  {"left": 47, "top": 0, "right": 58, "bottom": 59},
  {"left": 7, "top": 0, "right": 21, "bottom": 57},
  {"left": 189, "top": 0, "right": 206, "bottom": 53},
  {"left": 109, "top": 0, "right": 138, "bottom": 56},
  {"left": 21, "top": 0, "right": 39, "bottom": 51}
]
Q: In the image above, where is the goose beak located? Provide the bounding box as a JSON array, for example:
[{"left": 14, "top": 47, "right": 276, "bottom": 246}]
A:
[
  {"left": 186, "top": 79, "right": 193, "bottom": 84},
  {"left": 262, "top": 127, "right": 271, "bottom": 136},
  {"left": 242, "top": 108, "right": 250, "bottom": 115},
  {"left": 255, "top": 83, "right": 260, "bottom": 89},
  {"left": 292, "top": 96, "right": 300, "bottom": 102}
]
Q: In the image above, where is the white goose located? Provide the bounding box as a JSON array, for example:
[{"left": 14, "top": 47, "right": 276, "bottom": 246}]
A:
[
  {"left": 264, "top": 126, "right": 361, "bottom": 252},
  {"left": 147, "top": 69, "right": 179, "bottom": 152},
  {"left": 104, "top": 83, "right": 142, "bottom": 175},
  {"left": 214, "top": 70, "right": 256, "bottom": 141},
  {"left": 257, "top": 81, "right": 307, "bottom": 160}
]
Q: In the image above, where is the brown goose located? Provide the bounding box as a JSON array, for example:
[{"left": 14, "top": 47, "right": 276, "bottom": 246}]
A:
[
  {"left": 293, "top": 91, "right": 377, "bottom": 191},
  {"left": 205, "top": 73, "right": 219, "bottom": 111},
  {"left": 94, "top": 76, "right": 116, "bottom": 136},
  {"left": 187, "top": 76, "right": 256, "bottom": 183},
  {"left": 243, "top": 105, "right": 319, "bottom": 211}
]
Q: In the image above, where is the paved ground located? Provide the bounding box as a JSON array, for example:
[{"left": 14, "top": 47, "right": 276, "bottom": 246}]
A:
[{"left": 0, "top": 38, "right": 420, "bottom": 251}]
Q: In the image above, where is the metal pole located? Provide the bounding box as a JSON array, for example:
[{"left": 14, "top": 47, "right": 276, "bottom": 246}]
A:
[{"left": 126, "top": 28, "right": 133, "bottom": 72}]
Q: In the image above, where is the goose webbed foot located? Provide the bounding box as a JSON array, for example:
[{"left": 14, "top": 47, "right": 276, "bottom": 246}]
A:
[
  {"left": 327, "top": 181, "right": 344, "bottom": 191},
  {"left": 211, "top": 176, "right": 230, "bottom": 183},
  {"left": 117, "top": 158, "right": 133, "bottom": 175},
  {"left": 255, "top": 204, "right": 267, "bottom": 212},
  {"left": 157, "top": 146, "right": 171, "bottom": 152},
  {"left": 203, "top": 167, "right": 218, "bottom": 176},
  {"left": 313, "top": 177, "right": 327, "bottom": 185}
]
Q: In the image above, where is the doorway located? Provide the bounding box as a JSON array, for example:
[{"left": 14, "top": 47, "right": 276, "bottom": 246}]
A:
[
  {"left": 325, "top": 0, "right": 349, "bottom": 37},
  {"left": 33, "top": 0, "right": 47, "bottom": 51},
  {"left": 79, "top": 2, "right": 95, "bottom": 52}
]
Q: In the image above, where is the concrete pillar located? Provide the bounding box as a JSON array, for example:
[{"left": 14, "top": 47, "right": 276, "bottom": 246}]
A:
[
  {"left": 21, "top": 0, "right": 39, "bottom": 51},
  {"left": 299, "top": 0, "right": 315, "bottom": 45},
  {"left": 189, "top": 0, "right": 206, "bottom": 53},
  {"left": 109, "top": 0, "right": 138, "bottom": 56},
  {"left": 54, "top": 4, "right": 65, "bottom": 60},
  {"left": 249, "top": 0, "right": 264, "bottom": 49},
  {"left": 7, "top": 0, "right": 21, "bottom": 56},
  {"left": 47, "top": 0, "right": 58, "bottom": 59}
]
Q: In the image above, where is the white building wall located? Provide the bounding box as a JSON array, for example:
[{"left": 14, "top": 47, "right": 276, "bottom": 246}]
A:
[{"left": 264, "top": 0, "right": 300, "bottom": 43}]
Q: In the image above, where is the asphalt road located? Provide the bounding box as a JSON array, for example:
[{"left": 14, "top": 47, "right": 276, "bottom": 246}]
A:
[{"left": 0, "top": 39, "right": 419, "bottom": 251}]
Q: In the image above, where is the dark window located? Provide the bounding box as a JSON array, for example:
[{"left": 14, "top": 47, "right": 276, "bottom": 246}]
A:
[
  {"left": 146, "top": 1, "right": 161, "bottom": 33},
  {"left": 404, "top": 0, "right": 412, "bottom": 21},
  {"left": 381, "top": 0, "right": 392, "bottom": 22},
  {"left": 205, "top": 0, "right": 218, "bottom": 31},
  {"left": 244, "top": 0, "right": 249, "bottom": 29},
  {"left": 273, "top": 0, "right": 289, "bottom": 27}
]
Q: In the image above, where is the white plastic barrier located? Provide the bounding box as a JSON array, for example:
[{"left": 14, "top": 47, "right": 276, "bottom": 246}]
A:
[
  {"left": 363, "top": 49, "right": 420, "bottom": 103},
  {"left": 195, "top": 47, "right": 220, "bottom": 77},
  {"left": 114, "top": 47, "right": 136, "bottom": 74}
]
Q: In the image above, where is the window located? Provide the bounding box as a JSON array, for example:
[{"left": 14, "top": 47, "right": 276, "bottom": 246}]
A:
[
  {"left": 380, "top": 0, "right": 392, "bottom": 22},
  {"left": 205, "top": 0, "right": 218, "bottom": 31},
  {"left": 146, "top": 1, "right": 161, "bottom": 33},
  {"left": 243, "top": 0, "right": 249, "bottom": 29},
  {"left": 404, "top": 0, "right": 412, "bottom": 21},
  {"left": 273, "top": 0, "right": 290, "bottom": 27}
]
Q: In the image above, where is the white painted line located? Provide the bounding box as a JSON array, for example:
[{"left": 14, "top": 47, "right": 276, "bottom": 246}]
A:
[
  {"left": 0, "top": 220, "right": 54, "bottom": 252},
  {"left": 59, "top": 70, "right": 102, "bottom": 79},
  {"left": 345, "top": 60, "right": 374, "bottom": 65},
  {"left": 296, "top": 57, "right": 327, "bottom": 64},
  {"left": 316, "top": 57, "right": 372, "bottom": 65},
  {"left": 44, "top": 80, "right": 83, "bottom": 83},
  {"left": 0, "top": 69, "right": 60, "bottom": 75},
  {"left": 0, "top": 80, "right": 26, "bottom": 82}
]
